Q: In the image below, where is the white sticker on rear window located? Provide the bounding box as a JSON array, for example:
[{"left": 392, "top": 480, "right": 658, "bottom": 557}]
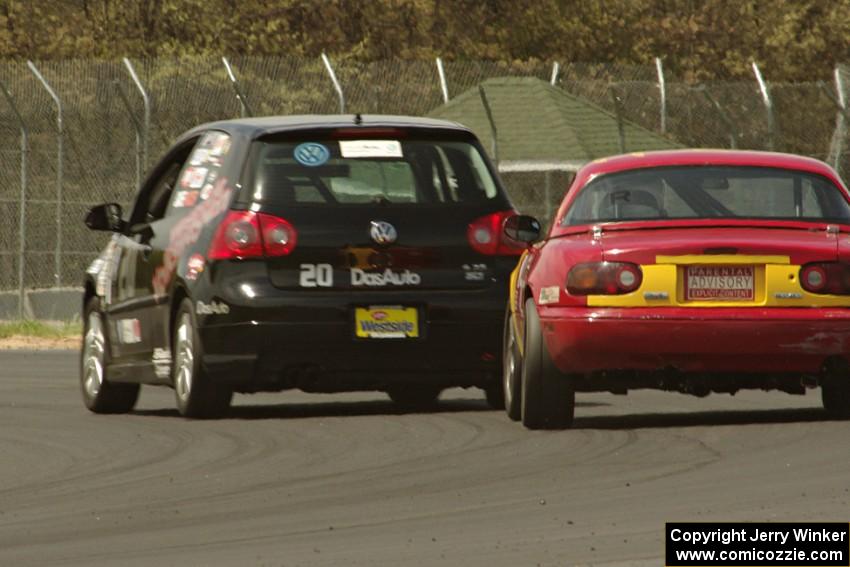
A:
[{"left": 339, "top": 140, "right": 402, "bottom": 159}]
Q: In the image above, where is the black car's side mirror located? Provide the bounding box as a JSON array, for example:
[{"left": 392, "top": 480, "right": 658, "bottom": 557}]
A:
[
  {"left": 504, "top": 214, "right": 542, "bottom": 244},
  {"left": 85, "top": 203, "right": 125, "bottom": 233}
]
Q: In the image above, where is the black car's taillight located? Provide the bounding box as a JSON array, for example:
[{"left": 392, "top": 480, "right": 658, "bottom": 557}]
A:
[
  {"left": 208, "top": 210, "right": 297, "bottom": 260},
  {"left": 567, "top": 262, "right": 642, "bottom": 295},
  {"left": 800, "top": 262, "right": 850, "bottom": 294}
]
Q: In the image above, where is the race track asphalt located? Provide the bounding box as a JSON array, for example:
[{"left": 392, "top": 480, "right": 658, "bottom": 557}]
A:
[{"left": 1, "top": 350, "right": 848, "bottom": 566}]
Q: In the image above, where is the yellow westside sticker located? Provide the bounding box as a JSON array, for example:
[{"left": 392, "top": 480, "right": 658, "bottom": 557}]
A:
[{"left": 355, "top": 306, "right": 419, "bottom": 339}]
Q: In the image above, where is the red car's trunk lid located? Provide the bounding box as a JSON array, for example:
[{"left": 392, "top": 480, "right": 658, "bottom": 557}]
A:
[{"left": 598, "top": 225, "right": 839, "bottom": 265}]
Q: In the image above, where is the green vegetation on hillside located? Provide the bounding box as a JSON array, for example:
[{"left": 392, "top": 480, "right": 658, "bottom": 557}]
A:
[{"left": 1, "top": 1, "right": 848, "bottom": 81}]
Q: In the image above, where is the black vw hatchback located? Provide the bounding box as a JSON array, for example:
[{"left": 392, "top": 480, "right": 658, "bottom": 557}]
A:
[{"left": 82, "top": 115, "right": 523, "bottom": 417}]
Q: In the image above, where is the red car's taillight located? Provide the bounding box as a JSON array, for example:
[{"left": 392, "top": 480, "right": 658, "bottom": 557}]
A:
[
  {"left": 800, "top": 262, "right": 850, "bottom": 294},
  {"left": 208, "top": 210, "right": 297, "bottom": 260},
  {"left": 467, "top": 210, "right": 524, "bottom": 256},
  {"left": 567, "top": 262, "right": 643, "bottom": 295}
]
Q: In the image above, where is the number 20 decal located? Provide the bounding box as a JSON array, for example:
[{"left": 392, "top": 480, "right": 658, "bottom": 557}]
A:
[{"left": 299, "top": 263, "right": 333, "bottom": 287}]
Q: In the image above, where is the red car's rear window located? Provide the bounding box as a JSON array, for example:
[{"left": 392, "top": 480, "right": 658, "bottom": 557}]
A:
[{"left": 562, "top": 166, "right": 850, "bottom": 226}]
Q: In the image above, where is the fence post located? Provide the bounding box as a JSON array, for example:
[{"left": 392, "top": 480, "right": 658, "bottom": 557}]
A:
[
  {"left": 830, "top": 67, "right": 847, "bottom": 175},
  {"left": 372, "top": 64, "right": 382, "bottom": 113},
  {"left": 123, "top": 58, "right": 150, "bottom": 172},
  {"left": 113, "top": 81, "right": 144, "bottom": 190},
  {"left": 478, "top": 84, "right": 498, "bottom": 165},
  {"left": 751, "top": 61, "right": 775, "bottom": 151},
  {"left": 321, "top": 53, "right": 345, "bottom": 114},
  {"left": 608, "top": 84, "right": 627, "bottom": 153},
  {"left": 27, "top": 61, "right": 63, "bottom": 287},
  {"left": 655, "top": 57, "right": 667, "bottom": 134},
  {"left": 818, "top": 80, "right": 850, "bottom": 173},
  {"left": 550, "top": 61, "right": 560, "bottom": 86},
  {"left": 222, "top": 57, "right": 253, "bottom": 117},
  {"left": 698, "top": 85, "right": 738, "bottom": 149},
  {"left": 0, "top": 78, "right": 29, "bottom": 319},
  {"left": 436, "top": 57, "right": 449, "bottom": 103}
]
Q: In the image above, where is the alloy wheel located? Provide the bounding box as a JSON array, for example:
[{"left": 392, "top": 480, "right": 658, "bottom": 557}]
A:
[
  {"left": 174, "top": 313, "right": 194, "bottom": 403},
  {"left": 82, "top": 311, "right": 105, "bottom": 398}
]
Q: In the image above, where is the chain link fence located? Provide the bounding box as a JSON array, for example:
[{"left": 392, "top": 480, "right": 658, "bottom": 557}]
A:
[{"left": 1, "top": 56, "right": 849, "bottom": 318}]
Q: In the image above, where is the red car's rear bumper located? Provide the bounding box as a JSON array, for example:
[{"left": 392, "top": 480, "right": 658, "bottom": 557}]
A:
[{"left": 538, "top": 306, "right": 850, "bottom": 374}]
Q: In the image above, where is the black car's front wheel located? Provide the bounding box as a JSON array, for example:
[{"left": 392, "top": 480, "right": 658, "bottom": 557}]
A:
[
  {"left": 80, "top": 297, "right": 140, "bottom": 414},
  {"left": 520, "top": 298, "right": 575, "bottom": 430},
  {"left": 173, "top": 298, "right": 232, "bottom": 419}
]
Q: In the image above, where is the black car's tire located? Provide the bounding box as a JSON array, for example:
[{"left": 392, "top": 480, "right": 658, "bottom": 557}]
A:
[
  {"left": 387, "top": 386, "right": 442, "bottom": 409},
  {"left": 80, "top": 297, "right": 140, "bottom": 414},
  {"left": 520, "top": 298, "right": 575, "bottom": 430},
  {"left": 822, "top": 371, "right": 850, "bottom": 419},
  {"left": 173, "top": 298, "right": 232, "bottom": 419},
  {"left": 502, "top": 306, "right": 523, "bottom": 421}
]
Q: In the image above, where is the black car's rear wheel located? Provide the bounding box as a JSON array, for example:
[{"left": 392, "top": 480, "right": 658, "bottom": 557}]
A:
[
  {"left": 80, "top": 297, "right": 140, "bottom": 414},
  {"left": 173, "top": 299, "right": 232, "bottom": 419},
  {"left": 502, "top": 306, "right": 523, "bottom": 421},
  {"left": 520, "top": 298, "right": 575, "bottom": 430}
]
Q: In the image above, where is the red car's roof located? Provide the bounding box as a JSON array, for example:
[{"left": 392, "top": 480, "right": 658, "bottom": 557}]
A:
[
  {"left": 551, "top": 149, "right": 849, "bottom": 237},
  {"left": 580, "top": 149, "right": 839, "bottom": 179}
]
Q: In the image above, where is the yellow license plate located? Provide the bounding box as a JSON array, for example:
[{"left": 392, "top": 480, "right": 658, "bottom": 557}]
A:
[
  {"left": 685, "top": 265, "right": 755, "bottom": 301},
  {"left": 355, "top": 306, "right": 419, "bottom": 339}
]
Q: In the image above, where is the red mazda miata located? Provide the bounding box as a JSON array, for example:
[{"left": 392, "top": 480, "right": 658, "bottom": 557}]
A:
[{"left": 503, "top": 150, "right": 850, "bottom": 429}]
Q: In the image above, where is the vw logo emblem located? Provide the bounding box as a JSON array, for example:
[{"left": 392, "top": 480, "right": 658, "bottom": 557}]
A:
[
  {"left": 293, "top": 142, "right": 330, "bottom": 167},
  {"left": 369, "top": 221, "right": 397, "bottom": 245}
]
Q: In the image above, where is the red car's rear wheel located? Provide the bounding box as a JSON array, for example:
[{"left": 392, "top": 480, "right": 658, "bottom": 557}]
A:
[
  {"left": 503, "top": 306, "right": 523, "bottom": 421},
  {"left": 520, "top": 298, "right": 575, "bottom": 430}
]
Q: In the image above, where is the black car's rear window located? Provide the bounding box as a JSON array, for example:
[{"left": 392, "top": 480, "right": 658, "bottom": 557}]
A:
[
  {"left": 248, "top": 138, "right": 500, "bottom": 206},
  {"left": 562, "top": 166, "right": 850, "bottom": 225}
]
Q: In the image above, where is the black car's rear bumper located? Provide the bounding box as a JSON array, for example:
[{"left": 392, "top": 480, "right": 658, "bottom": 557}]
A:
[{"left": 197, "top": 283, "right": 505, "bottom": 392}]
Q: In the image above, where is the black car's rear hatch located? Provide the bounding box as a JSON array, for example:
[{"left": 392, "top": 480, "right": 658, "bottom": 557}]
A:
[{"left": 237, "top": 128, "right": 520, "bottom": 291}]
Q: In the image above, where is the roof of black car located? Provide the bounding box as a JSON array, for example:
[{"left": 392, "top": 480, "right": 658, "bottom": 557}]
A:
[{"left": 183, "top": 114, "right": 471, "bottom": 140}]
